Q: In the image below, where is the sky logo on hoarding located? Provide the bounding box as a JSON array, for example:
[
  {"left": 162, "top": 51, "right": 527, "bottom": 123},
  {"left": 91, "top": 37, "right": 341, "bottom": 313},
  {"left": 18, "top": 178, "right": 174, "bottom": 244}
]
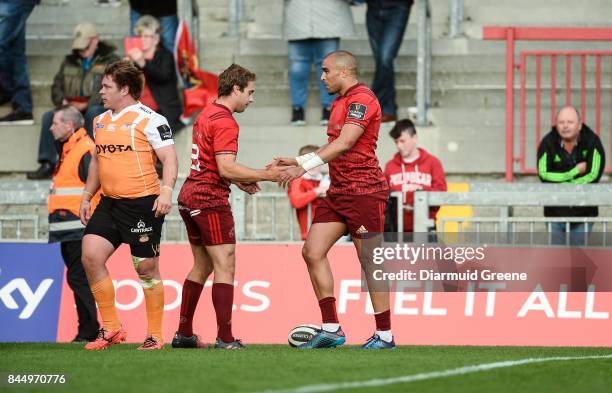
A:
[
  {"left": 0, "top": 278, "right": 54, "bottom": 319},
  {"left": 0, "top": 243, "right": 69, "bottom": 342}
]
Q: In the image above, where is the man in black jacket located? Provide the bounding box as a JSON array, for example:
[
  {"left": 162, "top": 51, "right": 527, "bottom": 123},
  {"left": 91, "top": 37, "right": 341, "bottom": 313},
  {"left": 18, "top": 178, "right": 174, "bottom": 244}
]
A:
[{"left": 537, "top": 106, "right": 605, "bottom": 245}]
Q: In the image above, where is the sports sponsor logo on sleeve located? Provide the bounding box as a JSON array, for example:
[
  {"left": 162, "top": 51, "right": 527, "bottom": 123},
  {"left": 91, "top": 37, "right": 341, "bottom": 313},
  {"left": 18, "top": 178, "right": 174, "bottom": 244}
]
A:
[
  {"left": 347, "top": 103, "right": 367, "bottom": 120},
  {"left": 157, "top": 124, "right": 173, "bottom": 141}
]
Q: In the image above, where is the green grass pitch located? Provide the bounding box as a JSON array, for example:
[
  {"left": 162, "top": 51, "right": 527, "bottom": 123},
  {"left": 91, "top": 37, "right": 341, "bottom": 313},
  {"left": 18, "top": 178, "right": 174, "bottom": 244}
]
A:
[{"left": 1, "top": 344, "right": 611, "bottom": 393}]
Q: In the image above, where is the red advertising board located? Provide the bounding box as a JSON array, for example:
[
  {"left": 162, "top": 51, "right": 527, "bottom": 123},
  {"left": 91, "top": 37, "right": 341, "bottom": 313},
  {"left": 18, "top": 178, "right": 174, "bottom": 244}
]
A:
[{"left": 56, "top": 244, "right": 612, "bottom": 346}]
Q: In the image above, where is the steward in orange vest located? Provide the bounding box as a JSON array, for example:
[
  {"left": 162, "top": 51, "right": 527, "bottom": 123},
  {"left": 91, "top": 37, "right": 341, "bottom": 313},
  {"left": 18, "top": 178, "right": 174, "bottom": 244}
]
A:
[
  {"left": 47, "top": 106, "right": 100, "bottom": 341},
  {"left": 48, "top": 127, "right": 100, "bottom": 242}
]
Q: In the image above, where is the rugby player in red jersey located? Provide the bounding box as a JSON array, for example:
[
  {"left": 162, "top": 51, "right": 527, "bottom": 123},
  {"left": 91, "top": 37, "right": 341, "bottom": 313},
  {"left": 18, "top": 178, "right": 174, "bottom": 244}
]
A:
[
  {"left": 172, "top": 64, "right": 283, "bottom": 349},
  {"left": 276, "top": 50, "right": 394, "bottom": 349}
]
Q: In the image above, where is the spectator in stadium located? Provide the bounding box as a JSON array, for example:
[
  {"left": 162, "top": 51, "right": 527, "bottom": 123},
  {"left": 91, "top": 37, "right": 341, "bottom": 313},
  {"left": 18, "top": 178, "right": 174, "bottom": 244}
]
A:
[
  {"left": 79, "top": 60, "right": 178, "bottom": 351},
  {"left": 283, "top": 0, "right": 355, "bottom": 126},
  {"left": 288, "top": 145, "right": 330, "bottom": 240},
  {"left": 383, "top": 118, "right": 446, "bottom": 233},
  {"left": 365, "top": 0, "right": 413, "bottom": 123},
  {"left": 537, "top": 106, "right": 605, "bottom": 245},
  {"left": 125, "top": 15, "right": 183, "bottom": 135},
  {"left": 0, "top": 0, "right": 39, "bottom": 125},
  {"left": 27, "top": 23, "right": 120, "bottom": 180},
  {"left": 47, "top": 105, "right": 100, "bottom": 342},
  {"left": 129, "top": 0, "right": 178, "bottom": 53}
]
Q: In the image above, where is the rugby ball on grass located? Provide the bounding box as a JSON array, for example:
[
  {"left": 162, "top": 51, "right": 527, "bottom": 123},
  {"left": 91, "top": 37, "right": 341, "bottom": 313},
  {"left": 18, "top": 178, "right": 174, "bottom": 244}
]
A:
[{"left": 288, "top": 324, "right": 320, "bottom": 347}]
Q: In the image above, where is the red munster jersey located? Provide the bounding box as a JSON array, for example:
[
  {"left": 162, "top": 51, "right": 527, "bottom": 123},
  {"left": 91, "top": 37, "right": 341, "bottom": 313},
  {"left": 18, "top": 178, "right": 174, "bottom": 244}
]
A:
[
  {"left": 178, "top": 103, "right": 238, "bottom": 209},
  {"left": 384, "top": 149, "right": 447, "bottom": 232},
  {"left": 326, "top": 83, "right": 388, "bottom": 196}
]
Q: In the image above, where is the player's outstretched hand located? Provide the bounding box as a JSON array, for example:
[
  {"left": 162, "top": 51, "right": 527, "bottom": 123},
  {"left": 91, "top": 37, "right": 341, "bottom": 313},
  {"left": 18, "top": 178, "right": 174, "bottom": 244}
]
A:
[
  {"left": 235, "top": 181, "right": 261, "bottom": 195},
  {"left": 278, "top": 166, "right": 306, "bottom": 188},
  {"left": 153, "top": 187, "right": 173, "bottom": 217},
  {"left": 79, "top": 199, "right": 92, "bottom": 226},
  {"left": 268, "top": 157, "right": 298, "bottom": 168},
  {"left": 266, "top": 165, "right": 286, "bottom": 183}
]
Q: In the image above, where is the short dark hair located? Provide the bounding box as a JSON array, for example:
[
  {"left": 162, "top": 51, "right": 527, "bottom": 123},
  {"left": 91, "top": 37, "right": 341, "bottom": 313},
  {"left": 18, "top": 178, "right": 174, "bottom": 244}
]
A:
[
  {"left": 324, "top": 50, "right": 358, "bottom": 77},
  {"left": 389, "top": 119, "right": 417, "bottom": 139},
  {"left": 104, "top": 60, "right": 144, "bottom": 100},
  {"left": 298, "top": 144, "right": 319, "bottom": 155},
  {"left": 217, "top": 64, "right": 256, "bottom": 97}
]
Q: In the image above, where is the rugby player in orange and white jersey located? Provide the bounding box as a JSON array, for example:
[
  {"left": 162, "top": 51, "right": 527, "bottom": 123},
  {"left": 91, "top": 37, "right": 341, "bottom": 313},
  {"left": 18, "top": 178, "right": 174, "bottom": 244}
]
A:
[{"left": 79, "top": 60, "right": 178, "bottom": 350}]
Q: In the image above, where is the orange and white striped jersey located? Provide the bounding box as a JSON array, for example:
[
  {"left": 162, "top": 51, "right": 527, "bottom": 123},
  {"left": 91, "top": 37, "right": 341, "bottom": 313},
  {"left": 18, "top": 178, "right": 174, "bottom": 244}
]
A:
[{"left": 93, "top": 102, "right": 174, "bottom": 199}]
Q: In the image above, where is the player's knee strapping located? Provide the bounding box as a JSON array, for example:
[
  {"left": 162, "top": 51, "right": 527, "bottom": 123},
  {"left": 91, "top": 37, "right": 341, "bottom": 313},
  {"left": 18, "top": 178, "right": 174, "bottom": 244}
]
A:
[{"left": 132, "top": 255, "right": 160, "bottom": 289}]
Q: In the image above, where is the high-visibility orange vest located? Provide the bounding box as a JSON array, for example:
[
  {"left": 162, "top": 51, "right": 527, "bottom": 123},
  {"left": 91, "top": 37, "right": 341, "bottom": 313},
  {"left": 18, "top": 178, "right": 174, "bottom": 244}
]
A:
[{"left": 48, "top": 128, "right": 100, "bottom": 242}]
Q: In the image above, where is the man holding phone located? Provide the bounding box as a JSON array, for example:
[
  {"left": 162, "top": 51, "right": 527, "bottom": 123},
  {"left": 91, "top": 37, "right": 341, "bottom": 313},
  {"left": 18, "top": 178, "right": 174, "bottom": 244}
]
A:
[{"left": 27, "top": 23, "right": 120, "bottom": 180}]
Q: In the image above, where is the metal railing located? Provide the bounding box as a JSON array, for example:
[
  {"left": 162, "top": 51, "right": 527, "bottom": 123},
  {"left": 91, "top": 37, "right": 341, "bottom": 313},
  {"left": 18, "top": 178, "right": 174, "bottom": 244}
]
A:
[
  {"left": 1, "top": 184, "right": 611, "bottom": 243},
  {"left": 416, "top": 0, "right": 433, "bottom": 126},
  {"left": 228, "top": 0, "right": 244, "bottom": 38},
  {"left": 449, "top": 0, "right": 464, "bottom": 39},
  {"left": 413, "top": 183, "right": 612, "bottom": 236},
  {"left": 179, "top": 0, "right": 200, "bottom": 53},
  {"left": 0, "top": 215, "right": 39, "bottom": 241},
  {"left": 483, "top": 26, "right": 612, "bottom": 181},
  {"left": 437, "top": 216, "right": 612, "bottom": 246},
  {"left": 231, "top": 190, "right": 295, "bottom": 241}
]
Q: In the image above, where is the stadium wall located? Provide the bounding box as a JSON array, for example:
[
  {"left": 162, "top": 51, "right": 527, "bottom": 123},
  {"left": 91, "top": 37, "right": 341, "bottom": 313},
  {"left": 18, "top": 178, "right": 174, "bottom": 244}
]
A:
[{"left": 1, "top": 243, "right": 611, "bottom": 347}]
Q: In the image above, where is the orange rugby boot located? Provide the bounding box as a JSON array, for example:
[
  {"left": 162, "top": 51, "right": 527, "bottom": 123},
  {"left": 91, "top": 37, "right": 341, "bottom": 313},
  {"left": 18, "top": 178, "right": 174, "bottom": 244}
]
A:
[
  {"left": 84, "top": 327, "right": 127, "bottom": 350},
  {"left": 137, "top": 336, "right": 164, "bottom": 350}
]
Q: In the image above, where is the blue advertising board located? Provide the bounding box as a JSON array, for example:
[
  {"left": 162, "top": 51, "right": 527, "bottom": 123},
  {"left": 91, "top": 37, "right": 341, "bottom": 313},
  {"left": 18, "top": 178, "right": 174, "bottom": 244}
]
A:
[{"left": 0, "top": 243, "right": 64, "bottom": 342}]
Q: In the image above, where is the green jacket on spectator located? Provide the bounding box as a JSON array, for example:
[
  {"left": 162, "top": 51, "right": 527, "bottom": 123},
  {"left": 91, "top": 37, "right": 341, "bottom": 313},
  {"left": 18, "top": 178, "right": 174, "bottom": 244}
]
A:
[{"left": 51, "top": 41, "right": 120, "bottom": 108}]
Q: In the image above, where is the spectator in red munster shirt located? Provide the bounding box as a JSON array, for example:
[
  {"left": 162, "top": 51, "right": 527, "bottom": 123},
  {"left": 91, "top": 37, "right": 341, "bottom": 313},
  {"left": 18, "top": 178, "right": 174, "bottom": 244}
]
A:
[
  {"left": 287, "top": 144, "right": 330, "bottom": 240},
  {"left": 383, "top": 119, "right": 446, "bottom": 233}
]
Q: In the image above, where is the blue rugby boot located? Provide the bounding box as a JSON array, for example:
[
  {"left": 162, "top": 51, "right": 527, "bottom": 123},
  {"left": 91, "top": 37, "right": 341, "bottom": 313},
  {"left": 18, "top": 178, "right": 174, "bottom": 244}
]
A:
[
  {"left": 361, "top": 334, "right": 396, "bottom": 349},
  {"left": 214, "top": 337, "right": 244, "bottom": 349},
  {"left": 298, "top": 328, "right": 346, "bottom": 349}
]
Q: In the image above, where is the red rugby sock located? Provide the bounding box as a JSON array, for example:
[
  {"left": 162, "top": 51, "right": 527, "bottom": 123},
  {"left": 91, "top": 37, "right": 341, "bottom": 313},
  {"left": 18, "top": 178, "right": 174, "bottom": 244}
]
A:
[
  {"left": 318, "top": 297, "right": 339, "bottom": 324},
  {"left": 178, "top": 279, "right": 204, "bottom": 337},
  {"left": 374, "top": 309, "right": 391, "bottom": 331},
  {"left": 212, "top": 283, "right": 235, "bottom": 342}
]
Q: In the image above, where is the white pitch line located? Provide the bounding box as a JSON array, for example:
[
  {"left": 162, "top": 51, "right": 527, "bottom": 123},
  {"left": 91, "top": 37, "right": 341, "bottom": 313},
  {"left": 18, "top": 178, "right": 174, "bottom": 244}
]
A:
[{"left": 248, "top": 354, "right": 612, "bottom": 393}]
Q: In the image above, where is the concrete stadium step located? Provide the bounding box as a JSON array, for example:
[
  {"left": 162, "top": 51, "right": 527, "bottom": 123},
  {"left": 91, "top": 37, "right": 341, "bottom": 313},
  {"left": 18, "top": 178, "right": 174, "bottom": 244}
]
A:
[
  {"left": 0, "top": 104, "right": 196, "bottom": 175},
  {"left": 464, "top": 4, "right": 612, "bottom": 27},
  {"left": 245, "top": 0, "right": 612, "bottom": 40},
  {"left": 231, "top": 37, "right": 612, "bottom": 58},
  {"left": 23, "top": 81, "right": 612, "bottom": 126},
  {"left": 17, "top": 0, "right": 612, "bottom": 180},
  {"left": 172, "top": 123, "right": 508, "bottom": 174}
]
